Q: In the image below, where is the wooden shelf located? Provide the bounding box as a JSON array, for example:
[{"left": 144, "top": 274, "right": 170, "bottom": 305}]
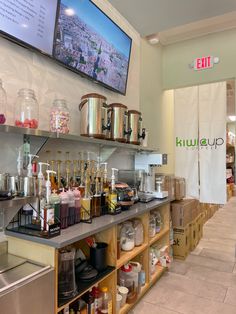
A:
[
  {"left": 57, "top": 268, "right": 116, "bottom": 313},
  {"left": 117, "top": 243, "right": 148, "bottom": 268},
  {"left": 119, "top": 283, "right": 149, "bottom": 314},
  {"left": 149, "top": 227, "right": 169, "bottom": 246},
  {"left": 150, "top": 265, "right": 166, "bottom": 285}
]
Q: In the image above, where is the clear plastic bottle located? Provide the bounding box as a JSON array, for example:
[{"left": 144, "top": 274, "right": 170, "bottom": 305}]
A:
[
  {"left": 73, "top": 187, "right": 81, "bottom": 223},
  {"left": 60, "top": 189, "right": 69, "bottom": 229},
  {"left": 15, "top": 88, "right": 39, "bottom": 128},
  {"left": 67, "top": 188, "right": 75, "bottom": 226},
  {"left": 50, "top": 99, "right": 70, "bottom": 134},
  {"left": 99, "top": 286, "right": 112, "bottom": 314},
  {"left": 0, "top": 79, "right": 7, "bottom": 124}
]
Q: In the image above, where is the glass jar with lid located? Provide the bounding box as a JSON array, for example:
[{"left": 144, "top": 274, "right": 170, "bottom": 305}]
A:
[
  {"left": 15, "top": 88, "right": 39, "bottom": 128},
  {"left": 0, "top": 79, "right": 7, "bottom": 125},
  {"left": 120, "top": 221, "right": 135, "bottom": 251},
  {"left": 50, "top": 99, "right": 70, "bottom": 134}
]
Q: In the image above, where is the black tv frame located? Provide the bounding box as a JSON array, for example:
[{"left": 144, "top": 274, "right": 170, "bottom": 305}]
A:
[{"left": 0, "top": 0, "right": 132, "bottom": 96}]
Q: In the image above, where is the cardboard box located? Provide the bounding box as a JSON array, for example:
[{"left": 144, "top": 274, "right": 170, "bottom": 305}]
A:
[
  {"left": 174, "top": 177, "right": 186, "bottom": 200},
  {"left": 189, "top": 219, "right": 198, "bottom": 251},
  {"left": 196, "top": 214, "right": 203, "bottom": 243},
  {"left": 171, "top": 199, "right": 199, "bottom": 228},
  {"left": 173, "top": 225, "right": 190, "bottom": 260}
]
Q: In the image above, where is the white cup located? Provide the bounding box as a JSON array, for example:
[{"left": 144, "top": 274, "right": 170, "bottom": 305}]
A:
[
  {"left": 116, "top": 293, "right": 123, "bottom": 312},
  {"left": 118, "top": 286, "right": 129, "bottom": 307}
]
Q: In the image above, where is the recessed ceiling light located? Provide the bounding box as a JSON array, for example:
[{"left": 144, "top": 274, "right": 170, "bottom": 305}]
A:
[{"left": 146, "top": 33, "right": 159, "bottom": 45}]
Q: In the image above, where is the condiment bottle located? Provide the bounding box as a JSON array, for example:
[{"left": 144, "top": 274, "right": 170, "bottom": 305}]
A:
[
  {"left": 100, "top": 163, "right": 109, "bottom": 215},
  {"left": 73, "top": 187, "right": 81, "bottom": 223},
  {"left": 60, "top": 189, "right": 69, "bottom": 229},
  {"left": 92, "top": 285, "right": 101, "bottom": 314},
  {"left": 108, "top": 168, "right": 121, "bottom": 215},
  {"left": 99, "top": 286, "right": 112, "bottom": 314},
  {"left": 67, "top": 188, "right": 75, "bottom": 226},
  {"left": 0, "top": 79, "right": 7, "bottom": 124},
  {"left": 50, "top": 190, "right": 61, "bottom": 223},
  {"left": 92, "top": 176, "right": 101, "bottom": 217},
  {"left": 41, "top": 170, "right": 56, "bottom": 234},
  {"left": 81, "top": 172, "right": 91, "bottom": 222}
]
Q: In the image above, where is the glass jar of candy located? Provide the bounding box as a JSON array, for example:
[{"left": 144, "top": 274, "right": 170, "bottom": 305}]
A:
[
  {"left": 0, "top": 79, "right": 7, "bottom": 124},
  {"left": 50, "top": 99, "right": 70, "bottom": 134},
  {"left": 15, "top": 88, "right": 39, "bottom": 128}
]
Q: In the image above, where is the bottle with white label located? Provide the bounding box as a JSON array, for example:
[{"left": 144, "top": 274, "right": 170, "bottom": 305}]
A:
[
  {"left": 41, "top": 170, "right": 56, "bottom": 234},
  {"left": 108, "top": 168, "right": 121, "bottom": 215}
]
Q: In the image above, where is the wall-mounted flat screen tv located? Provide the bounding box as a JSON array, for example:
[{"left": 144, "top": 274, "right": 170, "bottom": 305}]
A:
[{"left": 0, "top": 0, "right": 132, "bottom": 95}]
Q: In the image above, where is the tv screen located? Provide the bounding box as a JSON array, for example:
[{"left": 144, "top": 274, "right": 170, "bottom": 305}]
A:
[
  {"left": 54, "top": 0, "right": 132, "bottom": 95},
  {"left": 0, "top": 0, "right": 58, "bottom": 55},
  {"left": 0, "top": 0, "right": 132, "bottom": 95}
]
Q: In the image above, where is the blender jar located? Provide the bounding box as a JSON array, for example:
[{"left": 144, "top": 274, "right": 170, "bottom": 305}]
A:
[
  {"left": 58, "top": 248, "right": 77, "bottom": 300},
  {"left": 0, "top": 79, "right": 7, "bottom": 124},
  {"left": 15, "top": 88, "right": 39, "bottom": 128},
  {"left": 50, "top": 99, "right": 70, "bottom": 134}
]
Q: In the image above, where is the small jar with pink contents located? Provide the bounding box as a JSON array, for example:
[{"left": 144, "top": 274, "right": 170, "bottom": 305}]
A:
[{"left": 50, "top": 99, "right": 70, "bottom": 134}]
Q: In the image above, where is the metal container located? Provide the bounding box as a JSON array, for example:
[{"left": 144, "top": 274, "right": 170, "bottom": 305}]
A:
[
  {"left": 0, "top": 173, "right": 9, "bottom": 192},
  {"left": 108, "top": 103, "right": 130, "bottom": 142},
  {"left": 127, "top": 110, "right": 145, "bottom": 145},
  {"left": 79, "top": 93, "right": 109, "bottom": 139}
]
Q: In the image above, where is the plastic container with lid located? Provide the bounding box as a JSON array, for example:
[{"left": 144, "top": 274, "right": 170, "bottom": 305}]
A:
[
  {"left": 67, "top": 188, "right": 75, "bottom": 226},
  {"left": 120, "top": 221, "right": 135, "bottom": 251},
  {"left": 15, "top": 88, "right": 39, "bottom": 128},
  {"left": 149, "top": 214, "right": 156, "bottom": 238},
  {"left": 50, "top": 99, "right": 70, "bottom": 134},
  {"left": 0, "top": 79, "right": 7, "bottom": 124},
  {"left": 60, "top": 189, "right": 69, "bottom": 229},
  {"left": 73, "top": 187, "right": 81, "bottom": 223},
  {"left": 119, "top": 264, "right": 138, "bottom": 293},
  {"left": 99, "top": 286, "right": 112, "bottom": 314}
]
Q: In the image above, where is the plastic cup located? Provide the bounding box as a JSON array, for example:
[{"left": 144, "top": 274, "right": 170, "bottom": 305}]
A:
[
  {"left": 116, "top": 293, "right": 123, "bottom": 312},
  {"left": 118, "top": 286, "right": 129, "bottom": 307}
]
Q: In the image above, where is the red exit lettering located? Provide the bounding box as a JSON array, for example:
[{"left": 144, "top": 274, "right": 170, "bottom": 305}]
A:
[{"left": 194, "top": 56, "right": 213, "bottom": 70}]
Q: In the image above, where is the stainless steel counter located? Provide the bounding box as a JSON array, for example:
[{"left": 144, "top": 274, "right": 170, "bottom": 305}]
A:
[{"left": 6, "top": 198, "right": 170, "bottom": 249}]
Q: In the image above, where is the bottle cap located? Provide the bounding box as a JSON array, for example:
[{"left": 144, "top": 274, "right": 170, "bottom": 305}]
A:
[{"left": 101, "top": 286, "right": 108, "bottom": 292}]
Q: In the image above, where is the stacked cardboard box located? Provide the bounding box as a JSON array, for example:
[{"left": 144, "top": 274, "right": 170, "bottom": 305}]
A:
[{"left": 171, "top": 199, "right": 199, "bottom": 259}]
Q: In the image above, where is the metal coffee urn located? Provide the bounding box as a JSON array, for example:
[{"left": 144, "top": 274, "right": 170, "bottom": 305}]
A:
[
  {"left": 127, "top": 110, "right": 145, "bottom": 145},
  {"left": 79, "top": 93, "right": 110, "bottom": 138},
  {"left": 108, "top": 103, "right": 131, "bottom": 142}
]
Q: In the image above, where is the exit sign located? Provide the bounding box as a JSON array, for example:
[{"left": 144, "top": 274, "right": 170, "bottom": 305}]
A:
[{"left": 189, "top": 56, "right": 219, "bottom": 71}]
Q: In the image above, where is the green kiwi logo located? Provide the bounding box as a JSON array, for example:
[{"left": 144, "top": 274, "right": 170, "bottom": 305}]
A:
[{"left": 176, "top": 137, "right": 224, "bottom": 149}]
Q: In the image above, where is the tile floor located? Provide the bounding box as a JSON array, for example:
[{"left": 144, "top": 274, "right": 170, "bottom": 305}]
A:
[{"left": 132, "top": 197, "right": 236, "bottom": 314}]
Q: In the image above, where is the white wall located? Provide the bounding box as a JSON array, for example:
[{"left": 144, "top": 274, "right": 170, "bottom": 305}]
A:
[{"left": 0, "top": 0, "right": 140, "bottom": 135}]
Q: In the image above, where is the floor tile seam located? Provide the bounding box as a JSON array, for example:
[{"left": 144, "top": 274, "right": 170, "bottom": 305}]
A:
[
  {"left": 183, "top": 272, "right": 233, "bottom": 289},
  {"left": 222, "top": 287, "right": 229, "bottom": 303},
  {"left": 142, "top": 300, "right": 184, "bottom": 314},
  {"left": 184, "top": 260, "right": 234, "bottom": 273},
  {"left": 158, "top": 280, "right": 227, "bottom": 303}
]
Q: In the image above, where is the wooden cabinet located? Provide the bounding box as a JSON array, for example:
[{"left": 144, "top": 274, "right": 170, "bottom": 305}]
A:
[{"left": 7, "top": 201, "right": 170, "bottom": 314}]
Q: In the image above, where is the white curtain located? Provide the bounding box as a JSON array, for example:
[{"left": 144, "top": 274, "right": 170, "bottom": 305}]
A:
[
  {"left": 199, "top": 82, "right": 226, "bottom": 204},
  {"left": 174, "top": 82, "right": 226, "bottom": 204},
  {"left": 174, "top": 86, "right": 199, "bottom": 198}
]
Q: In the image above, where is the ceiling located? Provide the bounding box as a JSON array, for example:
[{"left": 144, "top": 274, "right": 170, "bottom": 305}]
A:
[{"left": 108, "top": 0, "right": 236, "bottom": 44}]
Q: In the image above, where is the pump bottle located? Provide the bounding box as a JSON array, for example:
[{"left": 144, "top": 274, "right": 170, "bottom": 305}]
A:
[{"left": 108, "top": 168, "right": 121, "bottom": 215}]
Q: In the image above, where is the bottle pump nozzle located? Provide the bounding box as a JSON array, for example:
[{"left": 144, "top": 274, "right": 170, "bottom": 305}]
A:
[
  {"left": 27, "top": 154, "right": 39, "bottom": 177},
  {"left": 46, "top": 170, "right": 56, "bottom": 203},
  {"left": 111, "top": 168, "right": 118, "bottom": 189},
  {"left": 38, "top": 162, "right": 50, "bottom": 179}
]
